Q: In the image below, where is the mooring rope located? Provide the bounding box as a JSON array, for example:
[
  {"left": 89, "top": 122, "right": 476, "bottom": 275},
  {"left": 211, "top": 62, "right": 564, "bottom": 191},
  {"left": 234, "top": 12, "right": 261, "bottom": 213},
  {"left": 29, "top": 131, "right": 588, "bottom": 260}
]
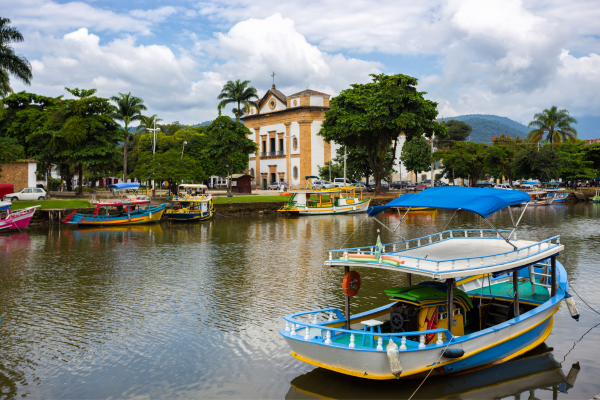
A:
[
  {"left": 408, "top": 336, "right": 454, "bottom": 400},
  {"left": 338, "top": 214, "right": 369, "bottom": 250}
]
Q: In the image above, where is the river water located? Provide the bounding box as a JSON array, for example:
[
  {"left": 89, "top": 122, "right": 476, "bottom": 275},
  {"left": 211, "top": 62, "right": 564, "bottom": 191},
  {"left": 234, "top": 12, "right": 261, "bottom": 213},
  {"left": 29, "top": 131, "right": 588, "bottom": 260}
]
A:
[{"left": 1, "top": 203, "right": 600, "bottom": 399}]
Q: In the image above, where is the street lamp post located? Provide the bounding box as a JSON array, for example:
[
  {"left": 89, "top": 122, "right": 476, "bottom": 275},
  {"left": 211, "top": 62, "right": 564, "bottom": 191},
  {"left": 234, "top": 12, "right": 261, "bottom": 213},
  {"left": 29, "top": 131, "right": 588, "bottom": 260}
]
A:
[
  {"left": 147, "top": 118, "right": 162, "bottom": 193},
  {"left": 181, "top": 141, "right": 187, "bottom": 158}
]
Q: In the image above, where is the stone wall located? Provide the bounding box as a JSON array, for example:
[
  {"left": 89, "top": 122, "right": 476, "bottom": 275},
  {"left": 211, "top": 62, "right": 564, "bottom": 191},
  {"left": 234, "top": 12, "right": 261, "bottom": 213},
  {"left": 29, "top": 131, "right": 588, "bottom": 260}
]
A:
[{"left": 0, "top": 162, "right": 30, "bottom": 192}]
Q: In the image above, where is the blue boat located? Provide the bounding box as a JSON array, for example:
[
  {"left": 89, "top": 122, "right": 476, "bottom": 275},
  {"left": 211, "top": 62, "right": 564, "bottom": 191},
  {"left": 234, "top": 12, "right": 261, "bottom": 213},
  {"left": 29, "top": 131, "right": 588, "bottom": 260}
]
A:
[
  {"left": 280, "top": 187, "right": 579, "bottom": 379},
  {"left": 63, "top": 197, "right": 167, "bottom": 226}
]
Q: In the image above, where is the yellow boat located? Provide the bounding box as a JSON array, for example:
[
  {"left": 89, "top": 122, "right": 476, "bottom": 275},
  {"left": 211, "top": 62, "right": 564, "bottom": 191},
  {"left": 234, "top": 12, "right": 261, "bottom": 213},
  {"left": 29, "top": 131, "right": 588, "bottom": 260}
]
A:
[{"left": 278, "top": 186, "right": 372, "bottom": 215}]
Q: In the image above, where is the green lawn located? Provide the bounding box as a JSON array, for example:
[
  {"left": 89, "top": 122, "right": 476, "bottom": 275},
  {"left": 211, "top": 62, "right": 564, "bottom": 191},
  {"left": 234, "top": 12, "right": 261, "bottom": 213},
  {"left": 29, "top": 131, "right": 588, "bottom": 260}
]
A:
[
  {"left": 213, "top": 195, "right": 286, "bottom": 204},
  {"left": 8, "top": 199, "right": 93, "bottom": 210}
]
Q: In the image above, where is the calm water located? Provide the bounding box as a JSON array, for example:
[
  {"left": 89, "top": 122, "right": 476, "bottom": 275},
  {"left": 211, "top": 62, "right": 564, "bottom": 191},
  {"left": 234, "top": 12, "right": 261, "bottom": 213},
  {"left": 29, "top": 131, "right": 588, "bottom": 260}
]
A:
[{"left": 1, "top": 204, "right": 600, "bottom": 399}]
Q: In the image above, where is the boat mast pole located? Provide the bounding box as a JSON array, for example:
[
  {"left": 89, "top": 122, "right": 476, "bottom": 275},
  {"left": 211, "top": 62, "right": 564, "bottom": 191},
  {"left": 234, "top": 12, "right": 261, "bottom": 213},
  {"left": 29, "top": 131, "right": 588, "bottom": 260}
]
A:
[
  {"left": 345, "top": 265, "right": 351, "bottom": 330},
  {"left": 446, "top": 278, "right": 455, "bottom": 336},
  {"left": 513, "top": 271, "right": 520, "bottom": 317}
]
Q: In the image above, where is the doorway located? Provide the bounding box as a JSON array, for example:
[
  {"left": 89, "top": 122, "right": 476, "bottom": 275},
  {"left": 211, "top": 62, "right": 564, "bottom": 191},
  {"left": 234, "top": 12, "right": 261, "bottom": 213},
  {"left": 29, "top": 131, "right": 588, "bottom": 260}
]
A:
[
  {"left": 271, "top": 173, "right": 276, "bottom": 184},
  {"left": 263, "top": 179, "right": 267, "bottom": 190}
]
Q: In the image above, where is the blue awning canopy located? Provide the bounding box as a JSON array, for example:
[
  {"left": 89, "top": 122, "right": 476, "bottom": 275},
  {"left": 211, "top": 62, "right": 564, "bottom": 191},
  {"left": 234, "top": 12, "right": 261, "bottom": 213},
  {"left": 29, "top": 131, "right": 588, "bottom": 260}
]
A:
[
  {"left": 367, "top": 187, "right": 531, "bottom": 218},
  {"left": 107, "top": 182, "right": 140, "bottom": 189}
]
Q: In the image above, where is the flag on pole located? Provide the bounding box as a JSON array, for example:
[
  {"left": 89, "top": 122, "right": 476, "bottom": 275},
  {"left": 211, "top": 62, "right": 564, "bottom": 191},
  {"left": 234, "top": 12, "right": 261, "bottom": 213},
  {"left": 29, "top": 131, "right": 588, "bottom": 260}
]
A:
[{"left": 375, "top": 229, "right": 383, "bottom": 260}]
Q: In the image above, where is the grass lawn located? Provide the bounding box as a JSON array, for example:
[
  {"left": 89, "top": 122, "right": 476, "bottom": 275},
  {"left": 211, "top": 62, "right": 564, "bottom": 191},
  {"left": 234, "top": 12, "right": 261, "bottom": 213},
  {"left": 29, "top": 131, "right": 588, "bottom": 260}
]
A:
[
  {"left": 213, "top": 195, "right": 286, "bottom": 204},
  {"left": 8, "top": 199, "right": 93, "bottom": 210}
]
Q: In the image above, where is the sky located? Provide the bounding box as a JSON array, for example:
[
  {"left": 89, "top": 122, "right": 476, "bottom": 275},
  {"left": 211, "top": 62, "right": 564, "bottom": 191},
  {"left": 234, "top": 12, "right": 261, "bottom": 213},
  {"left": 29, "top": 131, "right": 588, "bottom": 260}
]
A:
[{"left": 3, "top": 0, "right": 600, "bottom": 130}]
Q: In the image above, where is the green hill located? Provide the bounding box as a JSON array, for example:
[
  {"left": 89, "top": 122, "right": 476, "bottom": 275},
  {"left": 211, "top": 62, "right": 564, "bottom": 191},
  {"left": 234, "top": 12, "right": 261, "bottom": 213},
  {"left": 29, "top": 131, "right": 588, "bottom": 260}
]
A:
[{"left": 444, "top": 115, "right": 529, "bottom": 143}]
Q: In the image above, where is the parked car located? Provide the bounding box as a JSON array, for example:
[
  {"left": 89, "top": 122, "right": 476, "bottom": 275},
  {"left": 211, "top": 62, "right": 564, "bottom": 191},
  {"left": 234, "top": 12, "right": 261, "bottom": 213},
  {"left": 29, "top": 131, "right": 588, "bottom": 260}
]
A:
[
  {"left": 390, "top": 181, "right": 411, "bottom": 189},
  {"left": 352, "top": 181, "right": 366, "bottom": 189},
  {"left": 475, "top": 180, "right": 495, "bottom": 188},
  {"left": 268, "top": 182, "right": 288, "bottom": 191},
  {"left": 422, "top": 179, "right": 448, "bottom": 187},
  {"left": 312, "top": 180, "right": 335, "bottom": 190},
  {"left": 406, "top": 184, "right": 428, "bottom": 191},
  {"left": 3, "top": 187, "right": 47, "bottom": 201},
  {"left": 494, "top": 183, "right": 513, "bottom": 190},
  {"left": 332, "top": 178, "right": 353, "bottom": 187}
]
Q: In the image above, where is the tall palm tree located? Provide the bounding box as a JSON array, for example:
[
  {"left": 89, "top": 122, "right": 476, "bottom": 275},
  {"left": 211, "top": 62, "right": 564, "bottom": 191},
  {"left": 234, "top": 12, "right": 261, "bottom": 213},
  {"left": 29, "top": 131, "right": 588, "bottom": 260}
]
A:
[
  {"left": 110, "top": 92, "right": 147, "bottom": 181},
  {"left": 0, "top": 17, "right": 33, "bottom": 86},
  {"left": 527, "top": 106, "right": 578, "bottom": 144},
  {"left": 0, "top": 68, "right": 13, "bottom": 98},
  {"left": 217, "top": 79, "right": 259, "bottom": 122}
]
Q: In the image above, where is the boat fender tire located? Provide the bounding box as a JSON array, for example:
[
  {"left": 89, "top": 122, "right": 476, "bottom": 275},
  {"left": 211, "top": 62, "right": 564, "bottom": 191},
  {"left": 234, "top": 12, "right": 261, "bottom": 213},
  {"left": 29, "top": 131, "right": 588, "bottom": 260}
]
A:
[
  {"left": 564, "top": 293, "right": 580, "bottom": 321},
  {"left": 441, "top": 349, "right": 464, "bottom": 358},
  {"left": 390, "top": 311, "right": 404, "bottom": 331},
  {"left": 386, "top": 339, "right": 402, "bottom": 378},
  {"left": 342, "top": 271, "right": 361, "bottom": 297}
]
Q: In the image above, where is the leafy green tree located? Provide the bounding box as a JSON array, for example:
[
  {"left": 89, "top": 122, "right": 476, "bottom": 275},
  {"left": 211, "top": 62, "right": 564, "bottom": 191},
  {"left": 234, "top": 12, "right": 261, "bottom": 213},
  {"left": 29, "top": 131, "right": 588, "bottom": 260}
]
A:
[
  {"left": 439, "top": 120, "right": 472, "bottom": 146},
  {"left": 159, "top": 121, "right": 182, "bottom": 136},
  {"left": 582, "top": 142, "right": 600, "bottom": 176},
  {"left": 203, "top": 115, "right": 258, "bottom": 195},
  {"left": 0, "top": 17, "right": 33, "bottom": 86},
  {"left": 512, "top": 144, "right": 562, "bottom": 182},
  {"left": 217, "top": 79, "right": 260, "bottom": 122},
  {"left": 0, "top": 136, "right": 24, "bottom": 179},
  {"left": 132, "top": 149, "right": 206, "bottom": 195},
  {"left": 559, "top": 141, "right": 597, "bottom": 186},
  {"left": 110, "top": 92, "right": 147, "bottom": 180},
  {"left": 484, "top": 134, "right": 523, "bottom": 184},
  {"left": 319, "top": 73, "right": 445, "bottom": 192},
  {"left": 527, "top": 106, "right": 578, "bottom": 144},
  {"left": 434, "top": 142, "right": 487, "bottom": 186},
  {"left": 400, "top": 136, "right": 431, "bottom": 179}
]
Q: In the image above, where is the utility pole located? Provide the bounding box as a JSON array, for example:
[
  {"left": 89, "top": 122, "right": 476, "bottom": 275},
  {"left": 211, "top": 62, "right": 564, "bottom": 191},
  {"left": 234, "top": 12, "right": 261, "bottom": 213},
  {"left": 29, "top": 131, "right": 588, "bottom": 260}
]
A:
[
  {"left": 431, "top": 136, "right": 435, "bottom": 188},
  {"left": 343, "top": 147, "right": 347, "bottom": 184}
]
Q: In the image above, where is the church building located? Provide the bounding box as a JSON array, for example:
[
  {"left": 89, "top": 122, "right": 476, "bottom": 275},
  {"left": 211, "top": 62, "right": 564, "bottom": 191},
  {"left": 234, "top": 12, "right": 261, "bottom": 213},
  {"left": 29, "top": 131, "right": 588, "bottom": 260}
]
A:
[{"left": 240, "top": 83, "right": 338, "bottom": 189}]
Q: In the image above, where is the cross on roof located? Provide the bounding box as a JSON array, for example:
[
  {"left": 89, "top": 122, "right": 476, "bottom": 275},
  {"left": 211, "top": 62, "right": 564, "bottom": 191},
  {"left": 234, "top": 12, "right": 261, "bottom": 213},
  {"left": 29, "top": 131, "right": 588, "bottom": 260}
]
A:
[{"left": 271, "top": 71, "right": 276, "bottom": 88}]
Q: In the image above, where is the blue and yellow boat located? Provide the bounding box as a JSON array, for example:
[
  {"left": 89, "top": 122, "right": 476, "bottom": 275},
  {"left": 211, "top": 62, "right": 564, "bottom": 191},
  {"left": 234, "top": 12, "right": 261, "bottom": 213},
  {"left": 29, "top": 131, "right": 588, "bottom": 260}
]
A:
[
  {"left": 280, "top": 187, "right": 580, "bottom": 379},
  {"left": 165, "top": 184, "right": 213, "bottom": 222},
  {"left": 63, "top": 197, "right": 166, "bottom": 226}
]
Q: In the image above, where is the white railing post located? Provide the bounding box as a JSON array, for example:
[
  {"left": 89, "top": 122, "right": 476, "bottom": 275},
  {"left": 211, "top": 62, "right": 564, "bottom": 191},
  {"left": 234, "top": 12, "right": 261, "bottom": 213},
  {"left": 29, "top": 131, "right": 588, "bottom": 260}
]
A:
[
  {"left": 377, "top": 337, "right": 383, "bottom": 351},
  {"left": 285, "top": 321, "right": 291, "bottom": 332},
  {"left": 450, "top": 231, "right": 453, "bottom": 238},
  {"left": 464, "top": 230, "right": 468, "bottom": 237},
  {"left": 304, "top": 326, "right": 311, "bottom": 340},
  {"left": 436, "top": 262, "right": 440, "bottom": 272},
  {"left": 328, "top": 312, "right": 334, "bottom": 322},
  {"left": 344, "top": 252, "right": 348, "bottom": 261},
  {"left": 439, "top": 233, "right": 443, "bottom": 241},
  {"left": 493, "top": 256, "right": 496, "bottom": 265},
  {"left": 429, "top": 236, "right": 432, "bottom": 244},
  {"left": 393, "top": 244, "right": 396, "bottom": 252},
  {"left": 349, "top": 333, "right": 355, "bottom": 348},
  {"left": 312, "top": 314, "right": 318, "bottom": 324},
  {"left": 329, "top": 253, "right": 332, "bottom": 261},
  {"left": 291, "top": 324, "right": 296, "bottom": 336},
  {"left": 416, "top": 260, "right": 420, "bottom": 269},
  {"left": 406, "top": 242, "right": 409, "bottom": 249},
  {"left": 466, "top": 259, "right": 470, "bottom": 268},
  {"left": 480, "top": 258, "right": 483, "bottom": 266},
  {"left": 452, "top": 261, "right": 455, "bottom": 270},
  {"left": 400, "top": 336, "right": 407, "bottom": 350},
  {"left": 436, "top": 333, "right": 443, "bottom": 345},
  {"left": 419, "top": 335, "right": 426, "bottom": 349},
  {"left": 325, "top": 330, "right": 332, "bottom": 344},
  {"left": 370, "top": 247, "right": 373, "bottom": 253},
  {"left": 480, "top": 230, "right": 483, "bottom": 237},
  {"left": 418, "top": 239, "right": 421, "bottom": 246}
]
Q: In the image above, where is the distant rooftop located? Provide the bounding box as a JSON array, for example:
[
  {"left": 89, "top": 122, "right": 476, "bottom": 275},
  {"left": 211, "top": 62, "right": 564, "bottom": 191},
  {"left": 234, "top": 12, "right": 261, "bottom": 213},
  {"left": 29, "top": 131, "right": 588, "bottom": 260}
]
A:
[
  {"left": 584, "top": 139, "right": 600, "bottom": 145},
  {"left": 289, "top": 89, "right": 330, "bottom": 97}
]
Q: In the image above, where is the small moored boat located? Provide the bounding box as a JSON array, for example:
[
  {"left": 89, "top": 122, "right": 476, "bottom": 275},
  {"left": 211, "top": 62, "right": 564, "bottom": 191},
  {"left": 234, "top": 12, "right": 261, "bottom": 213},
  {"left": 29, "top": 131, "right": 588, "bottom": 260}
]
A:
[
  {"left": 280, "top": 187, "right": 578, "bottom": 379},
  {"left": 278, "top": 187, "right": 372, "bottom": 215},
  {"left": 63, "top": 197, "right": 166, "bottom": 226},
  {"left": 0, "top": 200, "right": 39, "bottom": 231},
  {"left": 165, "top": 184, "right": 213, "bottom": 222}
]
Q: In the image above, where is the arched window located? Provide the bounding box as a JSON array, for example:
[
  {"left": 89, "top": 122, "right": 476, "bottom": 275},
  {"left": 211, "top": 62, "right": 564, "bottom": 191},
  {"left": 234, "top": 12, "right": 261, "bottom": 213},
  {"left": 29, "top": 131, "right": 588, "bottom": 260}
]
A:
[
  {"left": 250, "top": 168, "right": 255, "bottom": 177},
  {"left": 293, "top": 166, "right": 298, "bottom": 180},
  {"left": 293, "top": 137, "right": 298, "bottom": 150}
]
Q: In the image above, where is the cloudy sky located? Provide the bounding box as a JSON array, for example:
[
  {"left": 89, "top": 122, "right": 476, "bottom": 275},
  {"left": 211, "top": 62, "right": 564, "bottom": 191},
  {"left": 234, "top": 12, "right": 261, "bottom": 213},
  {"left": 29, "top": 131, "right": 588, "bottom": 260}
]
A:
[{"left": 4, "top": 0, "right": 600, "bottom": 128}]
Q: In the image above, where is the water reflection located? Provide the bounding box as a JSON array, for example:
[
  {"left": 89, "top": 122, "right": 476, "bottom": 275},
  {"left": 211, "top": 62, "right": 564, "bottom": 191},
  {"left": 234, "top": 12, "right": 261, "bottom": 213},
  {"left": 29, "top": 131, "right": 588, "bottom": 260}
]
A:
[
  {"left": 286, "top": 344, "right": 580, "bottom": 400},
  {"left": 0, "top": 204, "right": 598, "bottom": 398}
]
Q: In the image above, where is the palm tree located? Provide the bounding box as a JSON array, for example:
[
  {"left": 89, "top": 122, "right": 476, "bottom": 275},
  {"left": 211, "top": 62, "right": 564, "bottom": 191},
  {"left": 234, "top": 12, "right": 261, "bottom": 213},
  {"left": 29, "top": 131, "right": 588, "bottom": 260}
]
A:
[
  {"left": 0, "top": 17, "right": 33, "bottom": 86},
  {"left": 527, "top": 106, "right": 578, "bottom": 144},
  {"left": 217, "top": 79, "right": 259, "bottom": 122},
  {"left": 110, "top": 92, "right": 147, "bottom": 181},
  {"left": 0, "top": 68, "right": 13, "bottom": 98}
]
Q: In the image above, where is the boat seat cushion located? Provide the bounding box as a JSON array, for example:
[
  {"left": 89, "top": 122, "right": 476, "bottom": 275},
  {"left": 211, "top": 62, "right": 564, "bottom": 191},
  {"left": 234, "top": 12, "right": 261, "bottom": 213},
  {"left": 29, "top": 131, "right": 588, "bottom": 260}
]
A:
[{"left": 385, "top": 282, "right": 474, "bottom": 310}]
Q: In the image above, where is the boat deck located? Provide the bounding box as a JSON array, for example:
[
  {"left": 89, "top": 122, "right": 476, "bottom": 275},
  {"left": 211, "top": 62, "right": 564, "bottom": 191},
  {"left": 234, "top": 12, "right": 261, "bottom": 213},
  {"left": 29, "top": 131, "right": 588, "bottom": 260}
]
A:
[
  {"left": 467, "top": 279, "right": 550, "bottom": 303},
  {"left": 396, "top": 238, "right": 537, "bottom": 261}
]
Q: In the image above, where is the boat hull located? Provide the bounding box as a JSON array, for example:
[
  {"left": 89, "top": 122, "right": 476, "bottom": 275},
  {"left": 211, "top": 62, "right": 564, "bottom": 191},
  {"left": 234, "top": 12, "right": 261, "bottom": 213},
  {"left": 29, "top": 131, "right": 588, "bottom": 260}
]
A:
[
  {"left": 286, "top": 199, "right": 371, "bottom": 215},
  {"left": 165, "top": 211, "right": 212, "bottom": 221},
  {"left": 0, "top": 207, "right": 37, "bottom": 230},
  {"left": 67, "top": 204, "right": 166, "bottom": 226},
  {"left": 282, "top": 302, "right": 557, "bottom": 380}
]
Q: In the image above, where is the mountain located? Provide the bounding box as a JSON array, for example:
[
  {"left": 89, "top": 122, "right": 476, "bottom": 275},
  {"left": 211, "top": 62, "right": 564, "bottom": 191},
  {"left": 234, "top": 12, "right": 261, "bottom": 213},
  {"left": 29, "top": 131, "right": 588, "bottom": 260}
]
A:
[
  {"left": 443, "top": 114, "right": 529, "bottom": 143},
  {"left": 445, "top": 113, "right": 600, "bottom": 142},
  {"left": 190, "top": 120, "right": 213, "bottom": 127}
]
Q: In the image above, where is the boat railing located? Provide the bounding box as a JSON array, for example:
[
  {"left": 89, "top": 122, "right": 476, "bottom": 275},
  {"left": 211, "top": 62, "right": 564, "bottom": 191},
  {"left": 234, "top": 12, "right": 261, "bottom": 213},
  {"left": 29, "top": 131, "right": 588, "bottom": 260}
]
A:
[
  {"left": 328, "top": 229, "right": 561, "bottom": 273},
  {"left": 283, "top": 308, "right": 455, "bottom": 350}
]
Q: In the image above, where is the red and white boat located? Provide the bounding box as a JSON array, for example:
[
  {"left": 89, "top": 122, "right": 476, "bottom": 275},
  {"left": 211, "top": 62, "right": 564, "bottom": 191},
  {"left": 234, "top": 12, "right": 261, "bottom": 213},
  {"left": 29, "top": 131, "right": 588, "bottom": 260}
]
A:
[{"left": 0, "top": 201, "right": 39, "bottom": 231}]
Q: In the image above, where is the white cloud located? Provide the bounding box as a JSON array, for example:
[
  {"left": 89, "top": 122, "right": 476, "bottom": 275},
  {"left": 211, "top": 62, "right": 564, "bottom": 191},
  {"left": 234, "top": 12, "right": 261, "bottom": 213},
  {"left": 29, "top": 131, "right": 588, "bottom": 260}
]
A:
[
  {"left": 130, "top": 6, "right": 181, "bottom": 23},
  {"left": 5, "top": 0, "right": 153, "bottom": 35}
]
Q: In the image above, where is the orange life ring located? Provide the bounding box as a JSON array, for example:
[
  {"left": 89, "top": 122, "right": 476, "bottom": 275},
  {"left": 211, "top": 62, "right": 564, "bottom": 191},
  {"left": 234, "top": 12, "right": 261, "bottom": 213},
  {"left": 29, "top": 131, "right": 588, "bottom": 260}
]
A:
[{"left": 343, "top": 271, "right": 361, "bottom": 297}]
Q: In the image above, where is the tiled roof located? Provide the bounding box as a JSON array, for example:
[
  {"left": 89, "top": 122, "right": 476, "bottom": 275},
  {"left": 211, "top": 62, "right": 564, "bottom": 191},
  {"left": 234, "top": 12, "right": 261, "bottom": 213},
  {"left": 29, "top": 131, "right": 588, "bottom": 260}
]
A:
[
  {"left": 257, "top": 87, "right": 287, "bottom": 107},
  {"left": 289, "top": 89, "right": 330, "bottom": 97},
  {"left": 584, "top": 139, "right": 600, "bottom": 145}
]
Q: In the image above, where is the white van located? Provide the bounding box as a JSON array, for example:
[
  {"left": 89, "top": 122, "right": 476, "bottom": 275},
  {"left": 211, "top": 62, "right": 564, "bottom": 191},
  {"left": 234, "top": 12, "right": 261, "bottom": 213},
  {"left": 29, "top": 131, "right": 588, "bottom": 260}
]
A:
[{"left": 333, "top": 178, "right": 352, "bottom": 187}]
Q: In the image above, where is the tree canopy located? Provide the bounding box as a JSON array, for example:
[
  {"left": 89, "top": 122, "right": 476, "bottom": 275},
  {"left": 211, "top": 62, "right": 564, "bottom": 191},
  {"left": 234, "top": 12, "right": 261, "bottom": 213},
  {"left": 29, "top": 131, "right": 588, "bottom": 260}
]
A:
[
  {"left": 527, "top": 106, "right": 578, "bottom": 144},
  {"left": 400, "top": 136, "right": 431, "bottom": 176},
  {"left": 319, "top": 73, "right": 445, "bottom": 192},
  {"left": 110, "top": 92, "right": 147, "bottom": 180},
  {"left": 217, "top": 79, "right": 259, "bottom": 122}
]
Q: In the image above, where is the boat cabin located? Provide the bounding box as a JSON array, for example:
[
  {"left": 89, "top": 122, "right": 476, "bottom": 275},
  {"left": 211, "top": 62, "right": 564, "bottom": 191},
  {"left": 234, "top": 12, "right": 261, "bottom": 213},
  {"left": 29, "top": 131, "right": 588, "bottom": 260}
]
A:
[{"left": 177, "top": 184, "right": 208, "bottom": 197}]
